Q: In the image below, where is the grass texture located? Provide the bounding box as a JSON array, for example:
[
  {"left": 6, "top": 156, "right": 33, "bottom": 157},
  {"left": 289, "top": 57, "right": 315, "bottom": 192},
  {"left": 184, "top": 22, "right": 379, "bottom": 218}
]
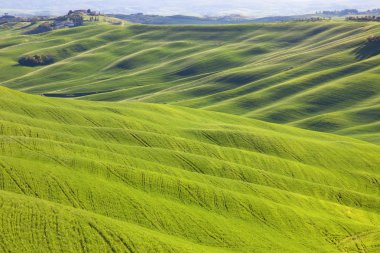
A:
[
  {"left": 0, "top": 20, "right": 380, "bottom": 252},
  {"left": 0, "top": 86, "right": 379, "bottom": 252}
]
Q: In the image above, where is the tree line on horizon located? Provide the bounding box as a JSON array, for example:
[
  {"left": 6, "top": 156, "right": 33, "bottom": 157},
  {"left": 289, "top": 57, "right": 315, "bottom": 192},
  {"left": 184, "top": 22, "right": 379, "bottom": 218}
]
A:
[{"left": 346, "top": 16, "right": 380, "bottom": 22}]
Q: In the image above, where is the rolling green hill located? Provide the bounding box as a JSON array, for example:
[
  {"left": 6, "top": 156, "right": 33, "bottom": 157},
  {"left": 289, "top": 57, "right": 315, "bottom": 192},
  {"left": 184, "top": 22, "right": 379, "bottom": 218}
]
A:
[
  {"left": 1, "top": 20, "right": 380, "bottom": 253},
  {"left": 1, "top": 21, "right": 380, "bottom": 142},
  {"left": 0, "top": 86, "right": 379, "bottom": 252}
]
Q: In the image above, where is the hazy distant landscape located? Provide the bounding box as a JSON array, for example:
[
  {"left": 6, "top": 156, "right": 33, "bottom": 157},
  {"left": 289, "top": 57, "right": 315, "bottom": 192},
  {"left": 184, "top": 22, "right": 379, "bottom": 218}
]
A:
[
  {"left": 0, "top": 1, "right": 380, "bottom": 252},
  {"left": 2, "top": 0, "right": 380, "bottom": 16}
]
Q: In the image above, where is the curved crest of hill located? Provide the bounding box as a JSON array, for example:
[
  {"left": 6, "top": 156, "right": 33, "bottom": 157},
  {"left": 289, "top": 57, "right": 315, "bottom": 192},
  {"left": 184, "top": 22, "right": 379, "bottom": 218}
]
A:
[{"left": 0, "top": 86, "right": 379, "bottom": 252}]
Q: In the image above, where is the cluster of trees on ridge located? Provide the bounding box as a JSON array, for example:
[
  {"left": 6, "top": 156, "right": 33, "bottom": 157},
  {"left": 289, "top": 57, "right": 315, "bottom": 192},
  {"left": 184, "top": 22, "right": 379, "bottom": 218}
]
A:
[
  {"left": 18, "top": 55, "right": 54, "bottom": 67},
  {"left": 293, "top": 17, "right": 330, "bottom": 22},
  {"left": 346, "top": 16, "right": 380, "bottom": 22}
]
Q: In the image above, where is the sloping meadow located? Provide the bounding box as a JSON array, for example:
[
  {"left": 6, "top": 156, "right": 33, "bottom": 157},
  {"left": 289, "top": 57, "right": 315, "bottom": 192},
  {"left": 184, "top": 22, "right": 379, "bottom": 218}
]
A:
[
  {"left": 0, "top": 87, "right": 379, "bottom": 252},
  {"left": 1, "top": 22, "right": 380, "bottom": 143}
]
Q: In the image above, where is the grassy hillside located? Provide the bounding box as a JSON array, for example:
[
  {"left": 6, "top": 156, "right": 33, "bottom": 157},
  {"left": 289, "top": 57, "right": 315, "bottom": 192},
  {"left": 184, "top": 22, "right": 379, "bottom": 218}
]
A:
[
  {"left": 1, "top": 21, "right": 380, "bottom": 142},
  {"left": 0, "top": 86, "right": 379, "bottom": 252}
]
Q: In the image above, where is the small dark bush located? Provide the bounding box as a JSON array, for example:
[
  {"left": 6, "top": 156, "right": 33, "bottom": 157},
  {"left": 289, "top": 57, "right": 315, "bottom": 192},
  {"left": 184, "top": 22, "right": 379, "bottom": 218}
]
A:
[
  {"left": 367, "top": 36, "right": 380, "bottom": 43},
  {"left": 18, "top": 55, "right": 55, "bottom": 67}
]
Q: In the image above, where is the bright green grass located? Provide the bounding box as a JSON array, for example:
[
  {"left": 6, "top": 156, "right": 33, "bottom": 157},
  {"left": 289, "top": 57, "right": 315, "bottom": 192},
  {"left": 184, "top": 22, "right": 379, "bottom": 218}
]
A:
[
  {"left": 1, "top": 21, "right": 380, "bottom": 142},
  {"left": 0, "top": 86, "right": 379, "bottom": 252}
]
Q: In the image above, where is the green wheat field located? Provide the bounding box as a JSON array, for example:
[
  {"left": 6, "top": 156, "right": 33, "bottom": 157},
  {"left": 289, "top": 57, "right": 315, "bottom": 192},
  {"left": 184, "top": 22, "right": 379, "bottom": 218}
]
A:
[{"left": 0, "top": 20, "right": 379, "bottom": 253}]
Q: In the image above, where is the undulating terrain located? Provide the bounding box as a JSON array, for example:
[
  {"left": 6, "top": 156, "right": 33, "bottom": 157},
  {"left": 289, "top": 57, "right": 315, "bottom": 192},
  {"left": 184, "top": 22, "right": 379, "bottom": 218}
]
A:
[
  {"left": 0, "top": 20, "right": 379, "bottom": 253},
  {"left": 0, "top": 86, "right": 379, "bottom": 252},
  {"left": 2, "top": 21, "right": 380, "bottom": 143}
]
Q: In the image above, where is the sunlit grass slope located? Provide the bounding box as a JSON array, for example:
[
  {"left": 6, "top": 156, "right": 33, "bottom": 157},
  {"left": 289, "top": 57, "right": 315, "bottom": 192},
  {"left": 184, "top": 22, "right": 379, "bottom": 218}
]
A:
[
  {"left": 0, "top": 86, "right": 379, "bottom": 252},
  {"left": 1, "top": 21, "right": 380, "bottom": 142}
]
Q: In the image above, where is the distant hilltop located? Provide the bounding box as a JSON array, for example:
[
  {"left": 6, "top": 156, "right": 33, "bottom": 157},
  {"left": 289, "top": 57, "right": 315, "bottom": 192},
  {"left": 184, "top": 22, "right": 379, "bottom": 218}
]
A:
[
  {"left": 112, "top": 13, "right": 253, "bottom": 25},
  {"left": 111, "top": 8, "right": 380, "bottom": 25},
  {"left": 2, "top": 7, "right": 380, "bottom": 25},
  {"left": 316, "top": 8, "right": 380, "bottom": 16}
]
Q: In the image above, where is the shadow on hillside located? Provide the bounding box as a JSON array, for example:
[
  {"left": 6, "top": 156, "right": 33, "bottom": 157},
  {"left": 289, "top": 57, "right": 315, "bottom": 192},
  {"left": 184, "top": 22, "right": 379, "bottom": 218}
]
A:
[
  {"left": 16, "top": 23, "right": 35, "bottom": 30},
  {"left": 354, "top": 41, "right": 380, "bottom": 60},
  {"left": 43, "top": 90, "right": 114, "bottom": 98}
]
